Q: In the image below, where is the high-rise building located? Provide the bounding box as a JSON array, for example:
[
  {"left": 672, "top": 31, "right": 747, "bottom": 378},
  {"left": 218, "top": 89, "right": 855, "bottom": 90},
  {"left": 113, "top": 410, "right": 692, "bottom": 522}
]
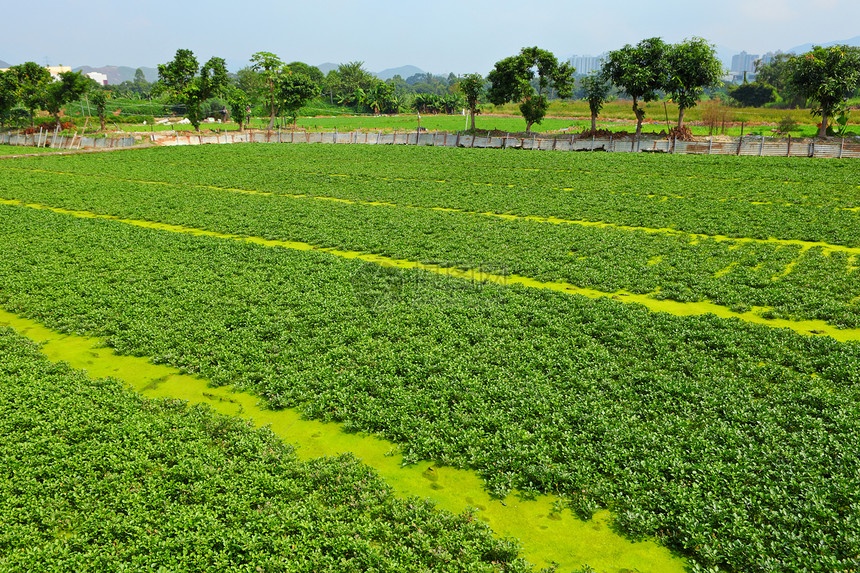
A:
[
  {"left": 731, "top": 51, "right": 759, "bottom": 74},
  {"left": 569, "top": 54, "right": 606, "bottom": 76}
]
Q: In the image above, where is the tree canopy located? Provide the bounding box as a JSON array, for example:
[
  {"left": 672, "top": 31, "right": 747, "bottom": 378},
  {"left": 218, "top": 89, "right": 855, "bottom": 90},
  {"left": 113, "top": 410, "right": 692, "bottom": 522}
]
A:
[
  {"left": 665, "top": 37, "right": 723, "bottom": 127},
  {"left": 788, "top": 45, "right": 860, "bottom": 136},
  {"left": 580, "top": 73, "right": 611, "bottom": 131},
  {"left": 277, "top": 72, "right": 321, "bottom": 126},
  {"left": 157, "top": 49, "right": 228, "bottom": 131},
  {"left": 0, "top": 70, "right": 18, "bottom": 127},
  {"left": 458, "top": 73, "right": 484, "bottom": 131},
  {"left": 45, "top": 71, "right": 92, "bottom": 123},
  {"left": 602, "top": 38, "right": 669, "bottom": 136},
  {"left": 487, "top": 47, "right": 575, "bottom": 133},
  {"left": 250, "top": 51, "right": 285, "bottom": 130},
  {"left": 8, "top": 62, "right": 52, "bottom": 126}
]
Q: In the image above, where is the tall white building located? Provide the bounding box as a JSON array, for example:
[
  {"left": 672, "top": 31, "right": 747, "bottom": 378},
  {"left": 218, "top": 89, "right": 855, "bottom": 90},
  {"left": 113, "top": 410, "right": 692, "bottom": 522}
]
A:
[
  {"left": 569, "top": 54, "right": 606, "bottom": 76},
  {"left": 731, "top": 51, "right": 759, "bottom": 74}
]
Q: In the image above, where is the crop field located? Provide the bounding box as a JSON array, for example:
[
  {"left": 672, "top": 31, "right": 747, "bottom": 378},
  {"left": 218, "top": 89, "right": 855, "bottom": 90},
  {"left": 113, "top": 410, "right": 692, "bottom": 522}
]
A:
[{"left": 1, "top": 144, "right": 859, "bottom": 572}]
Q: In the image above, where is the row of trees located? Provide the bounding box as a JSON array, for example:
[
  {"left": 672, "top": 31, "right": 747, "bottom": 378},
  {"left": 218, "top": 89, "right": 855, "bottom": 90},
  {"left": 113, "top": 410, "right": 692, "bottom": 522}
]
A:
[
  {"left": 3, "top": 42, "right": 858, "bottom": 137},
  {"left": 0, "top": 63, "right": 94, "bottom": 128},
  {"left": 476, "top": 39, "right": 860, "bottom": 137}
]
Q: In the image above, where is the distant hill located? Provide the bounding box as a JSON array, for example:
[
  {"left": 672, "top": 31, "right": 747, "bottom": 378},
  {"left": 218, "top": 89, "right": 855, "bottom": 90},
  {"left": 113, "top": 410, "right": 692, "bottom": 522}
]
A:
[
  {"left": 317, "top": 62, "right": 338, "bottom": 75},
  {"left": 788, "top": 35, "right": 860, "bottom": 54},
  {"left": 376, "top": 65, "right": 423, "bottom": 80},
  {"left": 0, "top": 59, "right": 9, "bottom": 69},
  {"left": 72, "top": 65, "right": 158, "bottom": 85}
]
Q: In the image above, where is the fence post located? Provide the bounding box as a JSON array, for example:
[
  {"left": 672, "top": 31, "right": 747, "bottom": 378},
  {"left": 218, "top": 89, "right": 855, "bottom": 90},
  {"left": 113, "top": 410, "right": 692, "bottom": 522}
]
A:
[
  {"left": 787, "top": 135, "right": 791, "bottom": 157},
  {"left": 810, "top": 140, "right": 815, "bottom": 157},
  {"left": 590, "top": 135, "right": 594, "bottom": 151},
  {"left": 708, "top": 137, "right": 713, "bottom": 155},
  {"left": 759, "top": 137, "right": 764, "bottom": 156},
  {"left": 608, "top": 133, "right": 612, "bottom": 152},
  {"left": 736, "top": 135, "right": 742, "bottom": 156},
  {"left": 840, "top": 137, "right": 845, "bottom": 159}
]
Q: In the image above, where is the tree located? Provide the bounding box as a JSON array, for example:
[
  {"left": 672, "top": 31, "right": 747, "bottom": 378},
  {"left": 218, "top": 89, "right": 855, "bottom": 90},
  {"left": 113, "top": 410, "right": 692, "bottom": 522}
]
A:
[
  {"left": 788, "top": 45, "right": 860, "bottom": 137},
  {"left": 277, "top": 72, "right": 320, "bottom": 127},
  {"left": 227, "top": 87, "right": 250, "bottom": 131},
  {"left": 602, "top": 38, "right": 669, "bottom": 136},
  {"left": 286, "top": 62, "right": 324, "bottom": 85},
  {"left": 665, "top": 38, "right": 723, "bottom": 127},
  {"left": 9, "top": 62, "right": 51, "bottom": 126},
  {"left": 132, "top": 68, "right": 150, "bottom": 98},
  {"left": 458, "top": 73, "right": 484, "bottom": 131},
  {"left": 729, "top": 82, "right": 778, "bottom": 107},
  {"left": 0, "top": 70, "right": 18, "bottom": 128},
  {"left": 89, "top": 89, "right": 110, "bottom": 131},
  {"left": 45, "top": 71, "right": 91, "bottom": 123},
  {"left": 580, "top": 72, "right": 611, "bottom": 131},
  {"left": 158, "top": 49, "right": 228, "bottom": 131},
  {"left": 487, "top": 47, "right": 575, "bottom": 133},
  {"left": 250, "top": 51, "right": 285, "bottom": 130},
  {"left": 755, "top": 53, "right": 804, "bottom": 106}
]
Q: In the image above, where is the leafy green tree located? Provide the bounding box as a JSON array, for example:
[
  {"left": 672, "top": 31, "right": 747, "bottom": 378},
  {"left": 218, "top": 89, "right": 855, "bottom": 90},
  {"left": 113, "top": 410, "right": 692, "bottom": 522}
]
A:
[
  {"left": 8, "top": 62, "right": 51, "bottom": 126},
  {"left": 157, "top": 49, "right": 229, "bottom": 131},
  {"left": 665, "top": 37, "right": 723, "bottom": 127},
  {"left": 602, "top": 38, "right": 669, "bottom": 136},
  {"left": 132, "top": 68, "right": 151, "bottom": 98},
  {"left": 580, "top": 72, "right": 611, "bottom": 131},
  {"left": 88, "top": 89, "right": 110, "bottom": 131},
  {"left": 250, "top": 51, "right": 285, "bottom": 130},
  {"left": 236, "top": 66, "right": 264, "bottom": 105},
  {"left": 788, "top": 45, "right": 860, "bottom": 137},
  {"left": 487, "top": 47, "right": 575, "bottom": 133},
  {"left": 0, "top": 69, "right": 18, "bottom": 128},
  {"left": 277, "top": 72, "right": 320, "bottom": 127},
  {"left": 361, "top": 80, "right": 398, "bottom": 114},
  {"left": 227, "top": 87, "right": 250, "bottom": 131},
  {"left": 45, "top": 71, "right": 92, "bottom": 123},
  {"left": 334, "top": 61, "right": 375, "bottom": 106},
  {"left": 755, "top": 53, "right": 804, "bottom": 106},
  {"left": 458, "top": 73, "right": 484, "bottom": 131},
  {"left": 728, "top": 82, "right": 778, "bottom": 107},
  {"left": 286, "top": 62, "right": 324, "bottom": 85}
]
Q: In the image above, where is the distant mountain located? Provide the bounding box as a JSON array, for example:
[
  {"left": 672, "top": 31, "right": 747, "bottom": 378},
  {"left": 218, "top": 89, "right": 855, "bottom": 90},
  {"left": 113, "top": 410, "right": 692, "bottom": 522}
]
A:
[
  {"left": 317, "top": 62, "right": 338, "bottom": 75},
  {"left": 0, "top": 59, "right": 10, "bottom": 69},
  {"left": 72, "top": 65, "right": 158, "bottom": 85},
  {"left": 788, "top": 35, "right": 860, "bottom": 55},
  {"left": 376, "top": 65, "right": 423, "bottom": 80}
]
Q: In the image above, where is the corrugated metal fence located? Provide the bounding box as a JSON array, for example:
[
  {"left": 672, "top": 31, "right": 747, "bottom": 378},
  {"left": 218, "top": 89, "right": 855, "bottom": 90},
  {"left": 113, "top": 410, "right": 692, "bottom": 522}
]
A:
[
  {"left": 3, "top": 129, "right": 859, "bottom": 159},
  {"left": 0, "top": 131, "right": 135, "bottom": 150},
  {"left": 147, "top": 130, "right": 860, "bottom": 158}
]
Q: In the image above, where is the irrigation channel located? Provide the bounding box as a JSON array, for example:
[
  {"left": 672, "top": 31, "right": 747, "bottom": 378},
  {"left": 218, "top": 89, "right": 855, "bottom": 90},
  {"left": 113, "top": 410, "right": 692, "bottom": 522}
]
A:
[{"left": 0, "top": 307, "right": 687, "bottom": 572}]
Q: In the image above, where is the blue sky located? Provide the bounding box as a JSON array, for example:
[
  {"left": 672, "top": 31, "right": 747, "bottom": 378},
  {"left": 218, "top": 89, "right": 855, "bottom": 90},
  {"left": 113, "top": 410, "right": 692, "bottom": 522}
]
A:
[{"left": 3, "top": 0, "right": 859, "bottom": 74}]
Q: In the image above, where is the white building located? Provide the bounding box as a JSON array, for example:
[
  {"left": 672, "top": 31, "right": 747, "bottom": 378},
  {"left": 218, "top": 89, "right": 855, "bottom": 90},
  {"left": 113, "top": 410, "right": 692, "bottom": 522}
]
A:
[
  {"left": 569, "top": 54, "right": 606, "bottom": 76},
  {"left": 730, "top": 51, "right": 759, "bottom": 74},
  {"left": 85, "top": 71, "right": 108, "bottom": 86}
]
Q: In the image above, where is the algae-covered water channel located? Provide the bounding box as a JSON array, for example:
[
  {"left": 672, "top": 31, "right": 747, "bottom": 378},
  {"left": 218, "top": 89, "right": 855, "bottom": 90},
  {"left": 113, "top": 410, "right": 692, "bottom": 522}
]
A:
[{"left": 1, "top": 308, "right": 686, "bottom": 572}]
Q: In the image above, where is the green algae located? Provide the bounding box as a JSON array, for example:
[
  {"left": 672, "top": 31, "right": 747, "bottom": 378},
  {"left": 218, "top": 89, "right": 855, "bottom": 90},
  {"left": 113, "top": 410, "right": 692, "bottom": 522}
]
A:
[
  {"left": 3, "top": 197, "right": 859, "bottom": 343},
  {"left": 0, "top": 308, "right": 686, "bottom": 572}
]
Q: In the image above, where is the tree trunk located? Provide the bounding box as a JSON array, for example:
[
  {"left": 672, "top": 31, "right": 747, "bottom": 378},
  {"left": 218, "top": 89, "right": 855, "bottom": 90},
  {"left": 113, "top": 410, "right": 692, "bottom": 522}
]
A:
[
  {"left": 591, "top": 112, "right": 597, "bottom": 132},
  {"left": 633, "top": 99, "right": 645, "bottom": 137},
  {"left": 677, "top": 106, "right": 685, "bottom": 128},
  {"left": 470, "top": 107, "right": 476, "bottom": 131},
  {"left": 525, "top": 120, "right": 534, "bottom": 134},
  {"left": 818, "top": 109, "right": 829, "bottom": 138}
]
